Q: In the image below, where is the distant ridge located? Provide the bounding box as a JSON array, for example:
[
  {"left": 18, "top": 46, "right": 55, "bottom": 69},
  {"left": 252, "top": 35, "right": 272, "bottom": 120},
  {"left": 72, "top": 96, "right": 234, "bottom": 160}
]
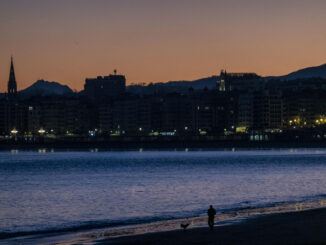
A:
[
  {"left": 2, "top": 63, "right": 326, "bottom": 97},
  {"left": 19, "top": 80, "right": 73, "bottom": 98},
  {"left": 162, "top": 76, "right": 219, "bottom": 89},
  {"left": 267, "top": 63, "right": 326, "bottom": 81},
  {"left": 128, "top": 63, "right": 326, "bottom": 95},
  {"left": 127, "top": 76, "right": 219, "bottom": 95}
]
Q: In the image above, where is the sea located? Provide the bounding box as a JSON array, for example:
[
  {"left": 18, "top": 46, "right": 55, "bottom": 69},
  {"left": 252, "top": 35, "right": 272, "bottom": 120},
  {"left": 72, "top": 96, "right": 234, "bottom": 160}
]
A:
[{"left": 1, "top": 148, "right": 326, "bottom": 244}]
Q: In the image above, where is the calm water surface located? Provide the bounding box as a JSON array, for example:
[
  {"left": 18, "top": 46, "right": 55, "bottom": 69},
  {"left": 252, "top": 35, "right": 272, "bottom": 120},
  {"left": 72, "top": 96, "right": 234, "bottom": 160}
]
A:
[{"left": 1, "top": 149, "right": 326, "bottom": 237}]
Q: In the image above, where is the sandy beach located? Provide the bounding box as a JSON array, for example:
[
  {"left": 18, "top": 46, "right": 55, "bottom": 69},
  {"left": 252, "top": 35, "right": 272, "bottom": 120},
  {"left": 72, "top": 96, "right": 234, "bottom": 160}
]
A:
[{"left": 95, "top": 208, "right": 326, "bottom": 245}]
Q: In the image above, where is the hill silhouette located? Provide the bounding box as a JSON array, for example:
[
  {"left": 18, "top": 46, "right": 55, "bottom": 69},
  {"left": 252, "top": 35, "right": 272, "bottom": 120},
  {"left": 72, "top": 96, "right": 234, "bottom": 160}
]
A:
[
  {"left": 127, "top": 76, "right": 219, "bottom": 94},
  {"left": 267, "top": 63, "right": 326, "bottom": 81},
  {"left": 19, "top": 80, "right": 73, "bottom": 98}
]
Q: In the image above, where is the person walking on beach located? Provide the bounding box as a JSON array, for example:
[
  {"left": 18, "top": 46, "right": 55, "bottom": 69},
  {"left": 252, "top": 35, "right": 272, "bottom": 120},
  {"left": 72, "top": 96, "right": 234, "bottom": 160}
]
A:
[{"left": 207, "top": 205, "right": 216, "bottom": 230}]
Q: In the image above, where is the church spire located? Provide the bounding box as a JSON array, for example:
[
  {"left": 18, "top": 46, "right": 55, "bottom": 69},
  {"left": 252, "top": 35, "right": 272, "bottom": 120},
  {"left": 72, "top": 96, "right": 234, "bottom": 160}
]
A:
[{"left": 8, "top": 56, "right": 17, "bottom": 96}]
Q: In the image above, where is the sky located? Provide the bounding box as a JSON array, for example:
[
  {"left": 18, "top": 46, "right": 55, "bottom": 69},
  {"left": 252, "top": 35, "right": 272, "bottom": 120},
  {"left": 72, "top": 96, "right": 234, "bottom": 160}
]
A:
[{"left": 0, "top": 0, "right": 326, "bottom": 92}]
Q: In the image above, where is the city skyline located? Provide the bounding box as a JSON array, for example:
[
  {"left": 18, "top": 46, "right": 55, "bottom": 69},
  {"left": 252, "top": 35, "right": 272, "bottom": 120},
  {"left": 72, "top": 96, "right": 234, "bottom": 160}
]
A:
[{"left": 1, "top": 0, "right": 326, "bottom": 92}]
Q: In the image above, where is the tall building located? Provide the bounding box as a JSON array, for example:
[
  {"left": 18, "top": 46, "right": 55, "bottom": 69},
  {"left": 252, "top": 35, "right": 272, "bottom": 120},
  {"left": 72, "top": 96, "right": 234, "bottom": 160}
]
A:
[
  {"left": 8, "top": 56, "right": 17, "bottom": 98},
  {"left": 84, "top": 70, "right": 126, "bottom": 100},
  {"left": 219, "top": 70, "right": 263, "bottom": 92}
]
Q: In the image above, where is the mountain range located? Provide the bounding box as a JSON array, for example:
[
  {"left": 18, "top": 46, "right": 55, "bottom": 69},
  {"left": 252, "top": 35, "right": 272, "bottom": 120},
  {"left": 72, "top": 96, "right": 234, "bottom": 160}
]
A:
[
  {"left": 126, "top": 76, "right": 219, "bottom": 94},
  {"left": 19, "top": 80, "right": 73, "bottom": 98},
  {"left": 266, "top": 63, "right": 326, "bottom": 81},
  {"left": 2, "top": 63, "right": 326, "bottom": 97},
  {"left": 129, "top": 63, "right": 326, "bottom": 94}
]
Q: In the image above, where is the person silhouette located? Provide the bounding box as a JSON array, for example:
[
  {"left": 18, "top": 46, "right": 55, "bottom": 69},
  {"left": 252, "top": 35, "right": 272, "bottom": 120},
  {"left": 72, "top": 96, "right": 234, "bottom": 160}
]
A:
[{"left": 207, "top": 205, "right": 216, "bottom": 230}]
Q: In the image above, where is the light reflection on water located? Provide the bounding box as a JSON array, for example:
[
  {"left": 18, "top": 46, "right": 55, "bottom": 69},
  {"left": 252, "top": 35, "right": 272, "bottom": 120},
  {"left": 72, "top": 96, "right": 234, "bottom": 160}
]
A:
[{"left": 1, "top": 148, "right": 326, "bottom": 236}]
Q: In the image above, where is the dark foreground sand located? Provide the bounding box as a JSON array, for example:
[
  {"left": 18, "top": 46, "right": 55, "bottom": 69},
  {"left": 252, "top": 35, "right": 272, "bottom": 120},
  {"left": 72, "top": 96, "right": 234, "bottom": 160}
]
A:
[{"left": 96, "top": 208, "right": 326, "bottom": 245}]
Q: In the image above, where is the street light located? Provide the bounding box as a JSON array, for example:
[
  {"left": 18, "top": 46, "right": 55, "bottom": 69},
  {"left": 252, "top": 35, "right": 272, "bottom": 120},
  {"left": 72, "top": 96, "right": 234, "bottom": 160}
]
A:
[
  {"left": 38, "top": 128, "right": 46, "bottom": 134},
  {"left": 11, "top": 129, "right": 18, "bottom": 142},
  {"left": 11, "top": 129, "right": 18, "bottom": 135}
]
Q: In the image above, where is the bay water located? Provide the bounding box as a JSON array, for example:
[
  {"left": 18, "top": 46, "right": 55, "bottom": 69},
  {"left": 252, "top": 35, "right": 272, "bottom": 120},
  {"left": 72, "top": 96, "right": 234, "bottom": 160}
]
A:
[{"left": 1, "top": 148, "right": 326, "bottom": 241}]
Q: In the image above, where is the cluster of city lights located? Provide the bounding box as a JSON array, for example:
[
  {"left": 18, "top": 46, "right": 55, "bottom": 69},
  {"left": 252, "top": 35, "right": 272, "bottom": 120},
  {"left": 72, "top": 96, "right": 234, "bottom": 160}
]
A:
[
  {"left": 315, "top": 118, "right": 326, "bottom": 125},
  {"left": 288, "top": 117, "right": 303, "bottom": 126},
  {"left": 288, "top": 116, "right": 326, "bottom": 127}
]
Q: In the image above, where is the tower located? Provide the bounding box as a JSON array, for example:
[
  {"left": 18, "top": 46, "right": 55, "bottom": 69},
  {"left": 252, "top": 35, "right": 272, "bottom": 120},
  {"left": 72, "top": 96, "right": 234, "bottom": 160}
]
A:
[
  {"left": 8, "top": 56, "right": 17, "bottom": 97},
  {"left": 219, "top": 70, "right": 226, "bottom": 91}
]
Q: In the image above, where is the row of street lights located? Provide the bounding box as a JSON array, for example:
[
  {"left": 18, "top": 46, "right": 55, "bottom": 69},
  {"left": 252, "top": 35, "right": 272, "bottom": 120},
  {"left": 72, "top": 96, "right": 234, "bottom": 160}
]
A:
[{"left": 10, "top": 128, "right": 46, "bottom": 136}]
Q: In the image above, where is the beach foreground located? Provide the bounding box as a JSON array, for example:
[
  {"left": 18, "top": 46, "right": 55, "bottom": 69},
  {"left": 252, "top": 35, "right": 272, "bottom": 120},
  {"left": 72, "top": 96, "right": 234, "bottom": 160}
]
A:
[{"left": 96, "top": 208, "right": 326, "bottom": 245}]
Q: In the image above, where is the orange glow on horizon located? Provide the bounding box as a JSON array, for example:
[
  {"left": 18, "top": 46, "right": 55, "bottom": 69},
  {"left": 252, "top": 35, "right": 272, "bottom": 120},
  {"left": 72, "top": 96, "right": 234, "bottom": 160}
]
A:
[{"left": 1, "top": 0, "right": 326, "bottom": 92}]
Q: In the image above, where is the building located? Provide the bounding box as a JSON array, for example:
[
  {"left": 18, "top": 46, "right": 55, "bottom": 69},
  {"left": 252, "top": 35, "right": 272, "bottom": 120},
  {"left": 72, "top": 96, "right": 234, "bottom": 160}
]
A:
[
  {"left": 84, "top": 70, "right": 126, "bottom": 100},
  {"left": 283, "top": 90, "right": 317, "bottom": 128},
  {"left": 219, "top": 70, "right": 263, "bottom": 92},
  {"left": 26, "top": 104, "right": 41, "bottom": 134},
  {"left": 99, "top": 103, "right": 113, "bottom": 134},
  {"left": 25, "top": 97, "right": 84, "bottom": 136},
  {"left": 237, "top": 92, "right": 254, "bottom": 131},
  {"left": 0, "top": 100, "right": 9, "bottom": 135},
  {"left": 161, "top": 94, "right": 192, "bottom": 134}
]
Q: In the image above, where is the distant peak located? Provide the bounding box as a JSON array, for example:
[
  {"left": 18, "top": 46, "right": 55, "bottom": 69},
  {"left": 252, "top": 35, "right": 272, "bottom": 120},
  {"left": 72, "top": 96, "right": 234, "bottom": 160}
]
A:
[
  {"left": 266, "top": 63, "right": 326, "bottom": 81},
  {"left": 19, "top": 79, "right": 73, "bottom": 98}
]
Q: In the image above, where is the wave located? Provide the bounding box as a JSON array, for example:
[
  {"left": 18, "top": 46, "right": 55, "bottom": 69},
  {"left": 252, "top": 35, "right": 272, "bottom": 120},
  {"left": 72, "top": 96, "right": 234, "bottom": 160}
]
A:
[
  {"left": 0, "top": 212, "right": 205, "bottom": 240},
  {"left": 2, "top": 196, "right": 326, "bottom": 241},
  {"left": 0, "top": 217, "right": 164, "bottom": 239}
]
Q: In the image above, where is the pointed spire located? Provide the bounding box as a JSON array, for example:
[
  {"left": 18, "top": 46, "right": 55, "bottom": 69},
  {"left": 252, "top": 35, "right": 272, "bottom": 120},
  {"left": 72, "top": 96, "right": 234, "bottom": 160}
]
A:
[
  {"left": 10, "top": 56, "right": 15, "bottom": 80},
  {"left": 8, "top": 56, "right": 17, "bottom": 96}
]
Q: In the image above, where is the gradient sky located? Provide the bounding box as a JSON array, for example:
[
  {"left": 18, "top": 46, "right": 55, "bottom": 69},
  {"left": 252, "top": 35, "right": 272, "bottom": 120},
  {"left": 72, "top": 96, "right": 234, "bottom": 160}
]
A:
[{"left": 1, "top": 0, "right": 326, "bottom": 92}]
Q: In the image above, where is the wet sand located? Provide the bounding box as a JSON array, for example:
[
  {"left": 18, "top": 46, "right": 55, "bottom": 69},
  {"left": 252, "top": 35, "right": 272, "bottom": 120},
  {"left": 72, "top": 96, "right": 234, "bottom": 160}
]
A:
[{"left": 96, "top": 208, "right": 326, "bottom": 245}]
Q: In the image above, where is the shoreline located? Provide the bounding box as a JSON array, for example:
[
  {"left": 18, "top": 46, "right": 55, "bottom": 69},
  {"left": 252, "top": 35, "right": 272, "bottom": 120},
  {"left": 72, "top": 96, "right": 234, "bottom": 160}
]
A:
[
  {"left": 25, "top": 199, "right": 325, "bottom": 245},
  {"left": 3, "top": 136, "right": 326, "bottom": 150},
  {"left": 3, "top": 200, "right": 326, "bottom": 244},
  {"left": 3, "top": 141, "right": 326, "bottom": 150},
  {"left": 96, "top": 207, "right": 326, "bottom": 245}
]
